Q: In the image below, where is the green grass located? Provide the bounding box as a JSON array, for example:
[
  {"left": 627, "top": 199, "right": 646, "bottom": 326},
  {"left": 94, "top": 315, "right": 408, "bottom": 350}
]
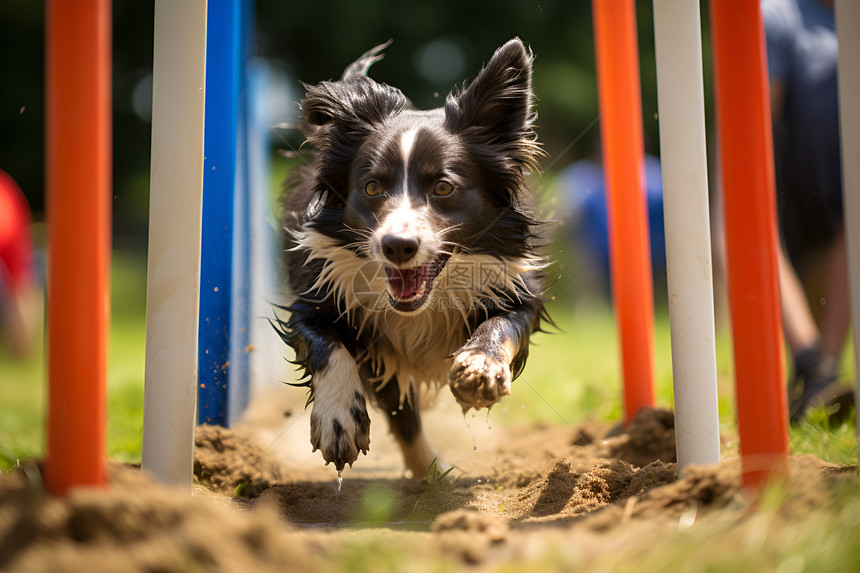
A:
[
  {"left": 0, "top": 249, "right": 147, "bottom": 471},
  {"left": 0, "top": 340, "right": 45, "bottom": 467},
  {"left": 790, "top": 408, "right": 858, "bottom": 466},
  {"left": 1, "top": 251, "right": 857, "bottom": 471}
]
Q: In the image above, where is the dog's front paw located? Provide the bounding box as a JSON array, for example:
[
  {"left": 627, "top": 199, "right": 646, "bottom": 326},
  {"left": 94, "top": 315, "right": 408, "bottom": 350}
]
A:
[
  {"left": 310, "top": 391, "right": 371, "bottom": 471},
  {"left": 449, "top": 351, "right": 512, "bottom": 411}
]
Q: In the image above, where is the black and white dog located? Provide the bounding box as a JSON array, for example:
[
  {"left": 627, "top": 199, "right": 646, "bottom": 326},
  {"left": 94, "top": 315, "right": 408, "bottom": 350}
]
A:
[{"left": 274, "top": 38, "right": 550, "bottom": 477}]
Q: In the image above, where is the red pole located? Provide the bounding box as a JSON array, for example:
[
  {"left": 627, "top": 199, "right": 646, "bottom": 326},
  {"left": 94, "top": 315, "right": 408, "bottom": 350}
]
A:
[
  {"left": 710, "top": 1, "right": 788, "bottom": 489},
  {"left": 44, "top": 0, "right": 112, "bottom": 495},
  {"left": 592, "top": 0, "right": 656, "bottom": 424}
]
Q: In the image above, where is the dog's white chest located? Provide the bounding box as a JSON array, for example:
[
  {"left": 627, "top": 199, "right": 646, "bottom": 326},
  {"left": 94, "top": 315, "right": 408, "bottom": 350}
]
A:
[{"left": 361, "top": 312, "right": 469, "bottom": 396}]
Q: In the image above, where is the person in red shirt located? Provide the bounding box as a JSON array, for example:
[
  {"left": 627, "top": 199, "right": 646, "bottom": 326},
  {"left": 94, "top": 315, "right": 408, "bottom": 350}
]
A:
[{"left": 0, "top": 169, "right": 42, "bottom": 358}]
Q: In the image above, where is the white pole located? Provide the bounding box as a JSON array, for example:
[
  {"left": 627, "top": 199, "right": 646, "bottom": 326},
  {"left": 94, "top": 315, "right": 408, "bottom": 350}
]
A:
[
  {"left": 652, "top": 0, "right": 721, "bottom": 473},
  {"left": 142, "top": 0, "right": 207, "bottom": 487},
  {"left": 834, "top": 0, "right": 860, "bottom": 447}
]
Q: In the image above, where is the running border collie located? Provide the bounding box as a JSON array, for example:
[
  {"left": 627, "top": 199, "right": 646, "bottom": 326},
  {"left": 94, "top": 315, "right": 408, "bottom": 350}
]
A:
[{"left": 273, "top": 38, "right": 550, "bottom": 477}]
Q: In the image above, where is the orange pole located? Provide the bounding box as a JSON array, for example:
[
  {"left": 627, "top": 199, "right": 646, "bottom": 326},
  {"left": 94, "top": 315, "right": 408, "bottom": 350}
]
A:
[
  {"left": 44, "top": 0, "right": 111, "bottom": 495},
  {"left": 710, "top": 1, "right": 788, "bottom": 489},
  {"left": 592, "top": 0, "right": 656, "bottom": 424}
]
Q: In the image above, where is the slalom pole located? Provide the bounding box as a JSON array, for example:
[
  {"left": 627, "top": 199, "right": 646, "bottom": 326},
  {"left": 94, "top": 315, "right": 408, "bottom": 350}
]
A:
[
  {"left": 44, "top": 0, "right": 111, "bottom": 496},
  {"left": 710, "top": 0, "right": 788, "bottom": 490},
  {"left": 592, "top": 0, "right": 656, "bottom": 425},
  {"left": 652, "top": 0, "right": 721, "bottom": 473},
  {"left": 142, "top": 0, "right": 208, "bottom": 487},
  {"left": 834, "top": 0, "right": 860, "bottom": 450},
  {"left": 229, "top": 0, "right": 255, "bottom": 423},
  {"left": 198, "top": 0, "right": 243, "bottom": 427}
]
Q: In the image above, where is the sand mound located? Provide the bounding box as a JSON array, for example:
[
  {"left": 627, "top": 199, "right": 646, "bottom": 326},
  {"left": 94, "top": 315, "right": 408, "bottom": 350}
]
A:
[
  {"left": 0, "top": 463, "right": 317, "bottom": 573},
  {"left": 194, "top": 424, "right": 284, "bottom": 497},
  {"left": 1, "top": 404, "right": 855, "bottom": 571},
  {"left": 514, "top": 458, "right": 678, "bottom": 521}
]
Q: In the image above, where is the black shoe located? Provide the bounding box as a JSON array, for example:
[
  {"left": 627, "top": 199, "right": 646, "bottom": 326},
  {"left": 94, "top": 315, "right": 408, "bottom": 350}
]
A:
[{"left": 788, "top": 346, "right": 842, "bottom": 423}]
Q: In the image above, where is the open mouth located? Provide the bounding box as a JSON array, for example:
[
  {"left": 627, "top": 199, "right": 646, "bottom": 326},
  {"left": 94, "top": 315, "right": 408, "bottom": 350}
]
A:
[{"left": 385, "top": 254, "right": 450, "bottom": 312}]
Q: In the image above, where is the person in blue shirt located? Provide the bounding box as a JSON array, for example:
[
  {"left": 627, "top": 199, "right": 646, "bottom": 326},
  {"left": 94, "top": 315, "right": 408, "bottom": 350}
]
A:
[
  {"left": 560, "top": 154, "right": 666, "bottom": 299},
  {"left": 763, "top": 0, "right": 851, "bottom": 422}
]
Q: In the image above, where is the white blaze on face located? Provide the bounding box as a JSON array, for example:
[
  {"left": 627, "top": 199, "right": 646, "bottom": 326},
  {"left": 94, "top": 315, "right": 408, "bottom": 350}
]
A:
[
  {"left": 381, "top": 193, "right": 415, "bottom": 237},
  {"left": 400, "top": 128, "right": 418, "bottom": 169},
  {"left": 372, "top": 128, "right": 441, "bottom": 267}
]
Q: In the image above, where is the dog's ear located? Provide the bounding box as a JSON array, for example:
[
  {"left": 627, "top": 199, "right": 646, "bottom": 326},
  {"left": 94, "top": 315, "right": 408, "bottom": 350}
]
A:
[
  {"left": 301, "top": 76, "right": 406, "bottom": 133},
  {"left": 299, "top": 72, "right": 406, "bottom": 209},
  {"left": 341, "top": 40, "right": 392, "bottom": 81},
  {"left": 302, "top": 41, "right": 402, "bottom": 131},
  {"left": 444, "top": 38, "right": 541, "bottom": 175}
]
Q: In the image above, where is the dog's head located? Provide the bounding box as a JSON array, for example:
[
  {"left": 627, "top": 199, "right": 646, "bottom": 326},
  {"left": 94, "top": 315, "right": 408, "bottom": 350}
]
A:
[{"left": 294, "top": 39, "right": 544, "bottom": 316}]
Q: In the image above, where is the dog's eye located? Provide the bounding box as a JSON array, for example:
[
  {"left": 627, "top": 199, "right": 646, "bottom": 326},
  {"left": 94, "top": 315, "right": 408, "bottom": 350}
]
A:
[
  {"left": 364, "top": 180, "right": 382, "bottom": 196},
  {"left": 433, "top": 181, "right": 455, "bottom": 197}
]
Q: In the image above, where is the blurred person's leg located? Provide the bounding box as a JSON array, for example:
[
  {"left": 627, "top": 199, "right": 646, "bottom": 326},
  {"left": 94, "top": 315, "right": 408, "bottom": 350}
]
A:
[
  {"left": 779, "top": 231, "right": 851, "bottom": 422},
  {"left": 2, "top": 280, "right": 43, "bottom": 358},
  {"left": 818, "top": 229, "right": 850, "bottom": 359},
  {"left": 778, "top": 240, "right": 820, "bottom": 354}
]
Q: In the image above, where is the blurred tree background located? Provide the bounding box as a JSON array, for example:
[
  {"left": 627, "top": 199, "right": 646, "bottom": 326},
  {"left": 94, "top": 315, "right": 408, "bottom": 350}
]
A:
[{"left": 0, "top": 0, "right": 714, "bottom": 253}]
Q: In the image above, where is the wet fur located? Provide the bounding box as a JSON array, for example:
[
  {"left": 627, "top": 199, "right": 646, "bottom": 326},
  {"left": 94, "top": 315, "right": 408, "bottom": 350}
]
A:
[{"left": 273, "top": 38, "right": 551, "bottom": 475}]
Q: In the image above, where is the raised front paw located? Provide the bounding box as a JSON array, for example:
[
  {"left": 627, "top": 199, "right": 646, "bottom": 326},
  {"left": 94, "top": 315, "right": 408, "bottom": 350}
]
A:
[
  {"left": 310, "top": 391, "right": 371, "bottom": 471},
  {"left": 449, "top": 351, "right": 512, "bottom": 412}
]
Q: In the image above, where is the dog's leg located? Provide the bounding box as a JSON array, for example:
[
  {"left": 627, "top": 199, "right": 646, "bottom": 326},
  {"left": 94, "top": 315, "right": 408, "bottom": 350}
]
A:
[
  {"left": 308, "top": 344, "right": 372, "bottom": 471},
  {"left": 275, "top": 304, "right": 372, "bottom": 471},
  {"left": 365, "top": 374, "right": 446, "bottom": 478},
  {"left": 449, "top": 307, "right": 536, "bottom": 412}
]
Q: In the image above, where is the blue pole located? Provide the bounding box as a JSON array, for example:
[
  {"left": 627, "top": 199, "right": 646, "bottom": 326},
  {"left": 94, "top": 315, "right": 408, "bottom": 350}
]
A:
[
  {"left": 228, "top": 0, "right": 255, "bottom": 423},
  {"left": 198, "top": 0, "right": 242, "bottom": 426}
]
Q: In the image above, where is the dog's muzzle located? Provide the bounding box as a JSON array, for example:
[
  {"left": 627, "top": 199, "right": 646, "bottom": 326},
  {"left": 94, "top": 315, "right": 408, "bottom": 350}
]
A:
[{"left": 385, "top": 254, "right": 450, "bottom": 312}]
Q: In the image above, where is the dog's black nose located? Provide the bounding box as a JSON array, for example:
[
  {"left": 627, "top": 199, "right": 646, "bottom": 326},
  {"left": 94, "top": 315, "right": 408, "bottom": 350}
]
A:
[{"left": 381, "top": 234, "right": 420, "bottom": 265}]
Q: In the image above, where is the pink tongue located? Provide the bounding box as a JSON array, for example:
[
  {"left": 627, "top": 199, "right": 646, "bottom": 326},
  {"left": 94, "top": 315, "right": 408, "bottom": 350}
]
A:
[{"left": 388, "top": 266, "right": 425, "bottom": 299}]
